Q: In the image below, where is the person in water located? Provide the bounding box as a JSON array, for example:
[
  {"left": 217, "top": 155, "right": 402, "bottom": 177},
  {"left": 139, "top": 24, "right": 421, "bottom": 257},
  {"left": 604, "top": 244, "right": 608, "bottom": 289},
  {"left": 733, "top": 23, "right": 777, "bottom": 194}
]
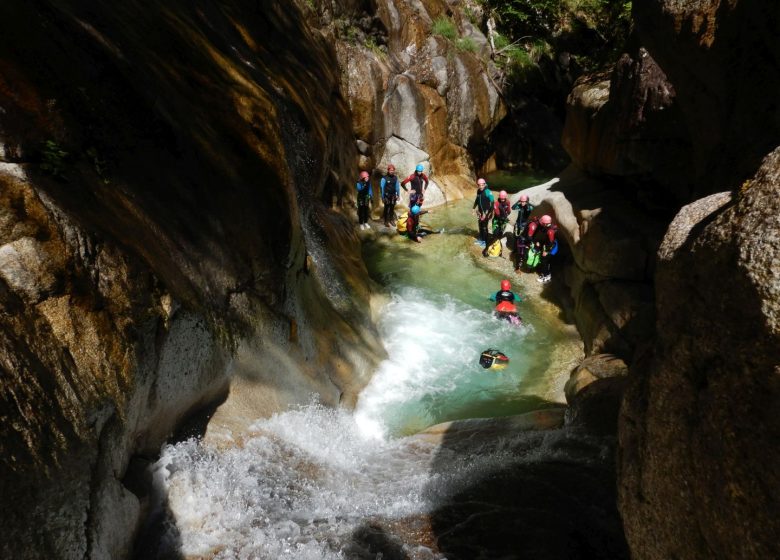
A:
[
  {"left": 527, "top": 214, "right": 558, "bottom": 283},
  {"left": 380, "top": 164, "right": 400, "bottom": 227},
  {"left": 472, "top": 178, "right": 494, "bottom": 247},
  {"left": 512, "top": 194, "right": 534, "bottom": 272},
  {"left": 401, "top": 164, "right": 429, "bottom": 207},
  {"left": 489, "top": 279, "right": 522, "bottom": 304},
  {"left": 356, "top": 170, "right": 373, "bottom": 230},
  {"left": 405, "top": 205, "right": 429, "bottom": 243}
]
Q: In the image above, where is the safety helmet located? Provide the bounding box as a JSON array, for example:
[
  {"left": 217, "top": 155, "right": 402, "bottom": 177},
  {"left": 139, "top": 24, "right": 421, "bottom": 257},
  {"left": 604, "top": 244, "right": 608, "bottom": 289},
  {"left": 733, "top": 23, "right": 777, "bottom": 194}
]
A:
[
  {"left": 540, "top": 214, "right": 552, "bottom": 225},
  {"left": 360, "top": 171, "right": 370, "bottom": 180},
  {"left": 477, "top": 178, "right": 486, "bottom": 187},
  {"left": 415, "top": 164, "right": 424, "bottom": 172},
  {"left": 519, "top": 194, "right": 529, "bottom": 202},
  {"left": 501, "top": 279, "right": 511, "bottom": 291},
  {"left": 387, "top": 164, "right": 395, "bottom": 172},
  {"left": 411, "top": 205, "right": 421, "bottom": 215},
  {"left": 499, "top": 190, "right": 507, "bottom": 199}
]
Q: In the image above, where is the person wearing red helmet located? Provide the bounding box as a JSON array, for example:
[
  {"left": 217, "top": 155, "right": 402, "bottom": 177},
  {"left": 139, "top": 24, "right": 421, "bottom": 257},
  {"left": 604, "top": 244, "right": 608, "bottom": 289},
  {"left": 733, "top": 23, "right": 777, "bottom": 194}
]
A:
[
  {"left": 489, "top": 279, "right": 523, "bottom": 325},
  {"left": 511, "top": 194, "right": 535, "bottom": 272},
  {"left": 356, "top": 170, "right": 373, "bottom": 229},
  {"left": 489, "top": 279, "right": 522, "bottom": 304},
  {"left": 380, "top": 164, "right": 400, "bottom": 227},
  {"left": 527, "top": 214, "right": 558, "bottom": 283}
]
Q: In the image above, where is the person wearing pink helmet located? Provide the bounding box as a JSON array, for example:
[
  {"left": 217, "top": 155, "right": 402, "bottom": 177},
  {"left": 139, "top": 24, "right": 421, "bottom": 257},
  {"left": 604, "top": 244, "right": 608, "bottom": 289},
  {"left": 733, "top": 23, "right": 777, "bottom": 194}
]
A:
[
  {"left": 472, "top": 178, "right": 494, "bottom": 247},
  {"left": 526, "top": 214, "right": 558, "bottom": 283},
  {"left": 492, "top": 190, "right": 512, "bottom": 237},
  {"left": 356, "top": 170, "right": 373, "bottom": 229},
  {"left": 511, "top": 194, "right": 535, "bottom": 272},
  {"left": 380, "top": 164, "right": 400, "bottom": 227}
]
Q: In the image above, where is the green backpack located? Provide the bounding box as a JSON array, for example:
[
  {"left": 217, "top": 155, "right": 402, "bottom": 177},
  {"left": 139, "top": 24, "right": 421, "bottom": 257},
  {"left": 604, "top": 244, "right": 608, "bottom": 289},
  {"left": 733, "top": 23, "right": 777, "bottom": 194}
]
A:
[{"left": 526, "top": 247, "right": 540, "bottom": 268}]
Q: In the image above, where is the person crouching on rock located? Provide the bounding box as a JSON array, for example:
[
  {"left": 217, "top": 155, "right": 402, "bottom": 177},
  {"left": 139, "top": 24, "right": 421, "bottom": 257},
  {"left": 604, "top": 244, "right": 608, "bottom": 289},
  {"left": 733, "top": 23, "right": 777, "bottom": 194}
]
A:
[
  {"left": 356, "top": 170, "right": 373, "bottom": 230},
  {"left": 380, "top": 164, "right": 400, "bottom": 227},
  {"left": 405, "top": 205, "right": 428, "bottom": 243}
]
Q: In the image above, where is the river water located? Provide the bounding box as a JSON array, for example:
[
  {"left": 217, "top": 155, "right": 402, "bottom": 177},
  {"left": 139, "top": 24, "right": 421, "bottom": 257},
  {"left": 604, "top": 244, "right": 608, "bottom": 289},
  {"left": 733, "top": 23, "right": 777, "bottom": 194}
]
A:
[{"left": 146, "top": 177, "right": 606, "bottom": 559}]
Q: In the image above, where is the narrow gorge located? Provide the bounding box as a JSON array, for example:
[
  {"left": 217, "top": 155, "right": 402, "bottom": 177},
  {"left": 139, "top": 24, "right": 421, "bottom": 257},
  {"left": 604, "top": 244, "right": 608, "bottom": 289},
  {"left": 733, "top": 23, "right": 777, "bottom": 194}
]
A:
[{"left": 1, "top": 1, "right": 777, "bottom": 559}]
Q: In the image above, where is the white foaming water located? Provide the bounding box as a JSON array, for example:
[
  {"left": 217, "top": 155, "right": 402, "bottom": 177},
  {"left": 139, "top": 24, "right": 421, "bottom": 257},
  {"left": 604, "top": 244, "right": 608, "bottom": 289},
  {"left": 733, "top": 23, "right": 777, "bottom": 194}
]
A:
[
  {"left": 154, "top": 401, "right": 509, "bottom": 559},
  {"left": 355, "top": 287, "right": 531, "bottom": 438},
  {"left": 154, "top": 287, "right": 538, "bottom": 558}
]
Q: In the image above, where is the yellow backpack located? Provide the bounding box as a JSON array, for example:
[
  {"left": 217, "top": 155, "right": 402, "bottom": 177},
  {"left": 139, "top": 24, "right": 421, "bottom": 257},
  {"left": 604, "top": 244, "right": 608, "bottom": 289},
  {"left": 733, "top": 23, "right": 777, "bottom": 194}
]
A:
[
  {"left": 485, "top": 238, "right": 502, "bottom": 257},
  {"left": 396, "top": 212, "right": 409, "bottom": 234}
]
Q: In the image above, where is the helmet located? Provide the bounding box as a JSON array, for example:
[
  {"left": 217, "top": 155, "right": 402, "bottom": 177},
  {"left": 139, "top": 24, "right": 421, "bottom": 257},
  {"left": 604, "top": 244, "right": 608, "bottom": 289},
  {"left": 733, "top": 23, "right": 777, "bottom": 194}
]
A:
[
  {"left": 387, "top": 164, "right": 395, "bottom": 172},
  {"left": 540, "top": 214, "right": 552, "bottom": 225},
  {"left": 360, "top": 171, "right": 370, "bottom": 180},
  {"left": 499, "top": 190, "right": 507, "bottom": 199},
  {"left": 415, "top": 164, "right": 424, "bottom": 172},
  {"left": 501, "top": 279, "right": 511, "bottom": 291},
  {"left": 411, "top": 205, "right": 421, "bottom": 215},
  {"left": 519, "top": 194, "right": 529, "bottom": 202},
  {"left": 477, "top": 178, "right": 487, "bottom": 187}
]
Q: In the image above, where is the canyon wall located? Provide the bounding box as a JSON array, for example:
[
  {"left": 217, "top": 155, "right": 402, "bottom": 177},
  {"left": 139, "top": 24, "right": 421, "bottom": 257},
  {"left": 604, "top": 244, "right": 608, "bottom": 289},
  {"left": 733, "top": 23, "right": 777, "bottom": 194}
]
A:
[{"left": 0, "top": 1, "right": 383, "bottom": 557}]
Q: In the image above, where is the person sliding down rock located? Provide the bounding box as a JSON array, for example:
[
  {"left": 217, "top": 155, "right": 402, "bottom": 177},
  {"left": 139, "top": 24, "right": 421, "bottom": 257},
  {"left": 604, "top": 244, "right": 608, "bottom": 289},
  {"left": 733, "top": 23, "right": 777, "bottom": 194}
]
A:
[
  {"left": 527, "top": 214, "right": 558, "bottom": 283},
  {"left": 380, "top": 164, "right": 400, "bottom": 227},
  {"left": 512, "top": 194, "right": 534, "bottom": 272},
  {"left": 472, "top": 178, "right": 494, "bottom": 247},
  {"left": 401, "top": 164, "right": 429, "bottom": 207},
  {"left": 356, "top": 170, "right": 373, "bottom": 230},
  {"left": 405, "top": 205, "right": 429, "bottom": 243}
]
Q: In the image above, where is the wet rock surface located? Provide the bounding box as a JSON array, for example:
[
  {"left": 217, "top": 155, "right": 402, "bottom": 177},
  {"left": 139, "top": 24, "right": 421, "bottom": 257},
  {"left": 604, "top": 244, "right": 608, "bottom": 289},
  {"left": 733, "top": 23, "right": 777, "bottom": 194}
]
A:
[{"left": 0, "top": 1, "right": 383, "bottom": 557}]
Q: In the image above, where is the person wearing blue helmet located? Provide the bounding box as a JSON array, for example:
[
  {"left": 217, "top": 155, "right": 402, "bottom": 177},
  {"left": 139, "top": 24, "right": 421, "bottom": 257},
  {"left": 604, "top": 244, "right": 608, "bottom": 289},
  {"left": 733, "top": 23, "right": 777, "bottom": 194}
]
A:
[
  {"left": 401, "top": 163, "right": 429, "bottom": 208},
  {"left": 405, "top": 204, "right": 429, "bottom": 243}
]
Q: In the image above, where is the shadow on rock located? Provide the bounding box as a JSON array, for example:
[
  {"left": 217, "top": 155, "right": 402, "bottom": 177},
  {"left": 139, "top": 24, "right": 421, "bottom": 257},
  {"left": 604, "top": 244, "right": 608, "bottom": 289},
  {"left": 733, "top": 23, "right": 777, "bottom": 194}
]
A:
[{"left": 426, "top": 410, "right": 629, "bottom": 559}]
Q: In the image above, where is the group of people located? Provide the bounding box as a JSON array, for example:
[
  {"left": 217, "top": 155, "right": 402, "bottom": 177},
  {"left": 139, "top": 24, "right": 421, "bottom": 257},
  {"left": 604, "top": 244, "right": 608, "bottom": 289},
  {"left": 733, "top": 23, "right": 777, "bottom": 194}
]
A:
[
  {"left": 356, "top": 167, "right": 559, "bottom": 282},
  {"left": 471, "top": 178, "right": 557, "bottom": 283},
  {"left": 355, "top": 164, "right": 429, "bottom": 230}
]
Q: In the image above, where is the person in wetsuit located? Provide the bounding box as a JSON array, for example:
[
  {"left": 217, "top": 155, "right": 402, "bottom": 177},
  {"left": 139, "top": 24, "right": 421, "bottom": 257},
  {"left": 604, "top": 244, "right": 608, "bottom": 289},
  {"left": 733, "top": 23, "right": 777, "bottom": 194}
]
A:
[
  {"left": 380, "top": 164, "right": 400, "bottom": 227},
  {"left": 472, "top": 178, "right": 494, "bottom": 247},
  {"left": 512, "top": 194, "right": 534, "bottom": 271},
  {"left": 401, "top": 164, "right": 429, "bottom": 207},
  {"left": 356, "top": 170, "right": 373, "bottom": 229},
  {"left": 527, "top": 214, "right": 558, "bottom": 283}
]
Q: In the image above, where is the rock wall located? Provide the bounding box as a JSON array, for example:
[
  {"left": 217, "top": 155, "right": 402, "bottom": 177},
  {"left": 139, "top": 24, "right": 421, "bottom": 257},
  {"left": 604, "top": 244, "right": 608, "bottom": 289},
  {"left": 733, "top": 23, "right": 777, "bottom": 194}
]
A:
[
  {"left": 614, "top": 1, "right": 780, "bottom": 558},
  {"left": 319, "top": 0, "right": 506, "bottom": 206},
  {"left": 0, "top": 1, "right": 384, "bottom": 558},
  {"left": 619, "top": 155, "right": 780, "bottom": 559},
  {"left": 632, "top": 0, "right": 780, "bottom": 196}
]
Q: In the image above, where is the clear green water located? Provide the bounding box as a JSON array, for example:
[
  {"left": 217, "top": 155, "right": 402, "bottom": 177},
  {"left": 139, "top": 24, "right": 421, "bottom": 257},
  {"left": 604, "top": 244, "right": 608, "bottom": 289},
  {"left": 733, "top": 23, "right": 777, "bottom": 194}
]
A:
[{"left": 356, "top": 189, "right": 575, "bottom": 438}]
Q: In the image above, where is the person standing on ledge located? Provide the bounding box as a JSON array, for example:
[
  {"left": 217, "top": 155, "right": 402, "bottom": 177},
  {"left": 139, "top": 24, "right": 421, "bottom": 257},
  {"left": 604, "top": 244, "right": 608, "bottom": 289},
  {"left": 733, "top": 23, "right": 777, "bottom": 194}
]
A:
[
  {"left": 472, "top": 178, "right": 494, "bottom": 247},
  {"left": 527, "top": 214, "right": 558, "bottom": 283},
  {"left": 380, "top": 164, "right": 400, "bottom": 227},
  {"left": 512, "top": 194, "right": 534, "bottom": 272},
  {"left": 401, "top": 164, "right": 429, "bottom": 207},
  {"left": 356, "top": 170, "right": 373, "bottom": 230}
]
